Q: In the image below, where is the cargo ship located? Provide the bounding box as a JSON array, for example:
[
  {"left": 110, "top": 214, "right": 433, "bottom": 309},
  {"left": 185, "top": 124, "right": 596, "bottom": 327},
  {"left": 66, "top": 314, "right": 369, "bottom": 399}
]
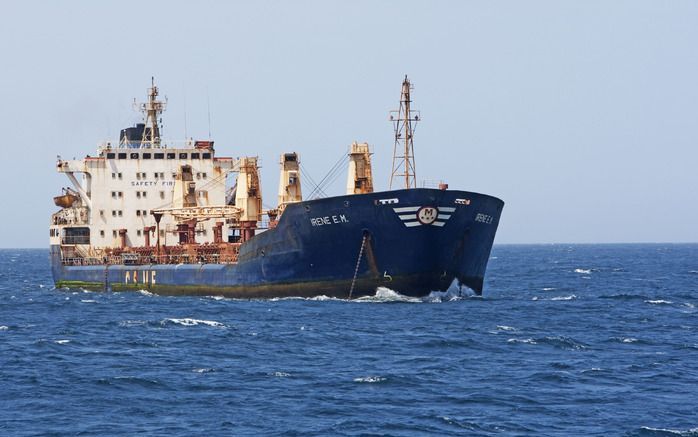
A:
[{"left": 50, "top": 77, "right": 504, "bottom": 298}]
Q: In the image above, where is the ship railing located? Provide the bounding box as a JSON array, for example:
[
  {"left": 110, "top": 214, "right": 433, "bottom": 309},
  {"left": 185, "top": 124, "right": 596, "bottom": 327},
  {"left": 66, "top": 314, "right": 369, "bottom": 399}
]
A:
[
  {"left": 61, "top": 254, "right": 239, "bottom": 266},
  {"left": 98, "top": 139, "right": 197, "bottom": 152},
  {"left": 51, "top": 207, "right": 89, "bottom": 226}
]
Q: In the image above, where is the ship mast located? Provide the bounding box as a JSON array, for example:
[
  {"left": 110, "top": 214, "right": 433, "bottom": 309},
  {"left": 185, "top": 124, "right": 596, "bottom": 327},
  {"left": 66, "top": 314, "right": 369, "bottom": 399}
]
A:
[
  {"left": 389, "top": 75, "right": 420, "bottom": 189},
  {"left": 138, "top": 77, "right": 167, "bottom": 147}
]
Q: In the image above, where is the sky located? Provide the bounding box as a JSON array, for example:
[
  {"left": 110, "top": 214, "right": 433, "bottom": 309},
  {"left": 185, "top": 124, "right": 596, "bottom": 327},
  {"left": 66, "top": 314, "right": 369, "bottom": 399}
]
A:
[{"left": 1, "top": 0, "right": 697, "bottom": 247}]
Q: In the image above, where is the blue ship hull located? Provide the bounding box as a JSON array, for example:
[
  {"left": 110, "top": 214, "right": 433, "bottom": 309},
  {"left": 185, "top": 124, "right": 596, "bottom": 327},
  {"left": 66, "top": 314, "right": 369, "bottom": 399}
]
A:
[{"left": 51, "top": 189, "right": 504, "bottom": 298}]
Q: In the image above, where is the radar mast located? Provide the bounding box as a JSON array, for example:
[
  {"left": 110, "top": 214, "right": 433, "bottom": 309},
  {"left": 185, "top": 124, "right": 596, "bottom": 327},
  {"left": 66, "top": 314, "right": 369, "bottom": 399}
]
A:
[
  {"left": 137, "top": 77, "right": 167, "bottom": 147},
  {"left": 389, "top": 75, "right": 420, "bottom": 189}
]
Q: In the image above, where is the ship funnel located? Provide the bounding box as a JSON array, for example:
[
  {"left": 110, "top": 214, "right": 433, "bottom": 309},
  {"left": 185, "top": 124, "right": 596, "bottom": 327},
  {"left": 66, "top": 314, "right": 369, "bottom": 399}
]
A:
[
  {"left": 346, "top": 142, "right": 374, "bottom": 195},
  {"left": 278, "top": 152, "right": 302, "bottom": 205}
]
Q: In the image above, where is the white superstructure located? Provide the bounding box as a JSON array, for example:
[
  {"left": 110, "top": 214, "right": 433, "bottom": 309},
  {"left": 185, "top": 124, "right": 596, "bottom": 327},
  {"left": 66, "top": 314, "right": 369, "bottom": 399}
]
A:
[{"left": 49, "top": 79, "right": 242, "bottom": 256}]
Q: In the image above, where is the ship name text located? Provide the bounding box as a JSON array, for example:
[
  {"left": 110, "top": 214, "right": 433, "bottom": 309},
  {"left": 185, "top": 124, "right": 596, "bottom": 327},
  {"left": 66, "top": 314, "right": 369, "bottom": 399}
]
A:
[
  {"left": 310, "top": 214, "right": 349, "bottom": 227},
  {"left": 475, "top": 213, "right": 493, "bottom": 224},
  {"left": 124, "top": 270, "right": 157, "bottom": 285}
]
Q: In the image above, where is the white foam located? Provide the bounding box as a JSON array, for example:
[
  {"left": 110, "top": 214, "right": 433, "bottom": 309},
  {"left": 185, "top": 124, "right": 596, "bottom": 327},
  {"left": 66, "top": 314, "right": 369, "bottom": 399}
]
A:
[
  {"left": 192, "top": 368, "right": 215, "bottom": 373},
  {"left": 542, "top": 287, "right": 556, "bottom": 291},
  {"left": 165, "top": 318, "right": 225, "bottom": 327},
  {"left": 309, "top": 295, "right": 339, "bottom": 301},
  {"left": 639, "top": 427, "right": 698, "bottom": 435},
  {"left": 551, "top": 295, "right": 577, "bottom": 301},
  {"left": 138, "top": 290, "right": 155, "bottom": 297},
  {"left": 353, "top": 376, "right": 386, "bottom": 383},
  {"left": 80, "top": 299, "right": 97, "bottom": 303},
  {"left": 0, "top": 326, "right": 8, "bottom": 331},
  {"left": 508, "top": 338, "right": 537, "bottom": 344},
  {"left": 496, "top": 325, "right": 516, "bottom": 331},
  {"left": 54, "top": 339, "right": 70, "bottom": 344},
  {"left": 272, "top": 371, "right": 291, "bottom": 377},
  {"left": 645, "top": 300, "right": 673, "bottom": 305},
  {"left": 355, "top": 287, "right": 422, "bottom": 303},
  {"left": 119, "top": 319, "right": 146, "bottom": 327},
  {"left": 423, "top": 288, "right": 472, "bottom": 302},
  {"left": 622, "top": 338, "right": 638, "bottom": 343},
  {"left": 574, "top": 268, "right": 592, "bottom": 274}
]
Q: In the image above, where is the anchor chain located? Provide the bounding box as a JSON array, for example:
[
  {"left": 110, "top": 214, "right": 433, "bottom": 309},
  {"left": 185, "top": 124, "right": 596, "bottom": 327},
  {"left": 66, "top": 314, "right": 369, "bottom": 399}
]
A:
[{"left": 348, "top": 233, "right": 368, "bottom": 299}]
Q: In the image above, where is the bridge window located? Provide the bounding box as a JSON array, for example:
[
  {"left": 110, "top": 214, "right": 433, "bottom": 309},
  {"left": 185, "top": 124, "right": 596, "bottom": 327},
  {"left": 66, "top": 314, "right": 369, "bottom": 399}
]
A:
[
  {"left": 202, "top": 153, "right": 211, "bottom": 159},
  {"left": 62, "top": 227, "right": 90, "bottom": 245},
  {"left": 142, "top": 153, "right": 151, "bottom": 159},
  {"left": 100, "top": 230, "right": 105, "bottom": 237},
  {"left": 107, "top": 153, "right": 116, "bottom": 159},
  {"left": 118, "top": 153, "right": 127, "bottom": 159},
  {"left": 130, "top": 153, "right": 139, "bottom": 159},
  {"left": 154, "top": 153, "right": 164, "bottom": 159},
  {"left": 167, "top": 153, "right": 176, "bottom": 159},
  {"left": 191, "top": 152, "right": 200, "bottom": 159},
  {"left": 179, "top": 153, "right": 188, "bottom": 159}
]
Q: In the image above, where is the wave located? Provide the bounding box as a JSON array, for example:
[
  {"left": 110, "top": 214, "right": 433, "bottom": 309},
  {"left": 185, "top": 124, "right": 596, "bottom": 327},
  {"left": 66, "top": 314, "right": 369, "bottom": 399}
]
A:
[
  {"left": 507, "top": 338, "right": 537, "bottom": 345},
  {"left": 0, "top": 325, "right": 8, "bottom": 331},
  {"left": 355, "top": 287, "right": 422, "bottom": 303},
  {"left": 551, "top": 295, "right": 577, "bottom": 301},
  {"left": 54, "top": 339, "right": 71, "bottom": 345},
  {"left": 271, "top": 371, "right": 291, "bottom": 377},
  {"left": 508, "top": 336, "right": 587, "bottom": 350},
  {"left": 353, "top": 376, "right": 386, "bottom": 383},
  {"left": 162, "top": 318, "right": 226, "bottom": 328},
  {"left": 533, "top": 295, "right": 576, "bottom": 301},
  {"left": 634, "top": 426, "right": 698, "bottom": 436},
  {"left": 496, "top": 325, "right": 516, "bottom": 331},
  {"left": 599, "top": 293, "right": 649, "bottom": 301},
  {"left": 192, "top": 368, "right": 216, "bottom": 373},
  {"left": 137, "top": 289, "right": 155, "bottom": 297},
  {"left": 542, "top": 287, "right": 556, "bottom": 291},
  {"left": 574, "top": 268, "right": 592, "bottom": 274},
  {"left": 645, "top": 300, "right": 673, "bottom": 305}
]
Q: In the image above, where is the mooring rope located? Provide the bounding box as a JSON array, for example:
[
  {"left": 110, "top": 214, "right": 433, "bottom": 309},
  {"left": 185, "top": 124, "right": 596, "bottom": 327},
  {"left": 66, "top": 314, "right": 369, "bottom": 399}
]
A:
[{"left": 348, "top": 234, "right": 368, "bottom": 299}]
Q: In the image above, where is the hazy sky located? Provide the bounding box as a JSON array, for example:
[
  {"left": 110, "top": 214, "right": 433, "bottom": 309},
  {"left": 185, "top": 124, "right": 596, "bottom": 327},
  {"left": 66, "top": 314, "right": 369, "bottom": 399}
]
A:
[{"left": 1, "top": 1, "right": 696, "bottom": 247}]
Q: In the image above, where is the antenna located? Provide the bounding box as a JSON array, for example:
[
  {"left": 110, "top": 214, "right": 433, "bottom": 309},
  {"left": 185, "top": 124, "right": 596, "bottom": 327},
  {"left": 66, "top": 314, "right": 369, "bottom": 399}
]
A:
[
  {"left": 183, "top": 90, "right": 188, "bottom": 140},
  {"left": 206, "top": 86, "right": 212, "bottom": 139},
  {"left": 389, "top": 75, "right": 420, "bottom": 189}
]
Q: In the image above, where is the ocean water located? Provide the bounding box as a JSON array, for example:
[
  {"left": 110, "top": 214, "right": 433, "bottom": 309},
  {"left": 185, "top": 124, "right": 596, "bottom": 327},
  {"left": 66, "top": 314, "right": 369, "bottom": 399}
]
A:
[{"left": 0, "top": 245, "right": 696, "bottom": 436}]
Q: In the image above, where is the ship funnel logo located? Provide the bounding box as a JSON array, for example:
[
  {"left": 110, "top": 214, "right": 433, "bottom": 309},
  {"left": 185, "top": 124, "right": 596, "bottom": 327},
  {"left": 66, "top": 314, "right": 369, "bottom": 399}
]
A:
[{"left": 393, "top": 206, "right": 456, "bottom": 228}]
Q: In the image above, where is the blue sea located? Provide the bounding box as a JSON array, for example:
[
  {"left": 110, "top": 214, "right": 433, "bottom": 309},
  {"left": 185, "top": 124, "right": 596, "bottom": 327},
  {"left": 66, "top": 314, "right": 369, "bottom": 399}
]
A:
[{"left": 1, "top": 245, "right": 697, "bottom": 436}]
